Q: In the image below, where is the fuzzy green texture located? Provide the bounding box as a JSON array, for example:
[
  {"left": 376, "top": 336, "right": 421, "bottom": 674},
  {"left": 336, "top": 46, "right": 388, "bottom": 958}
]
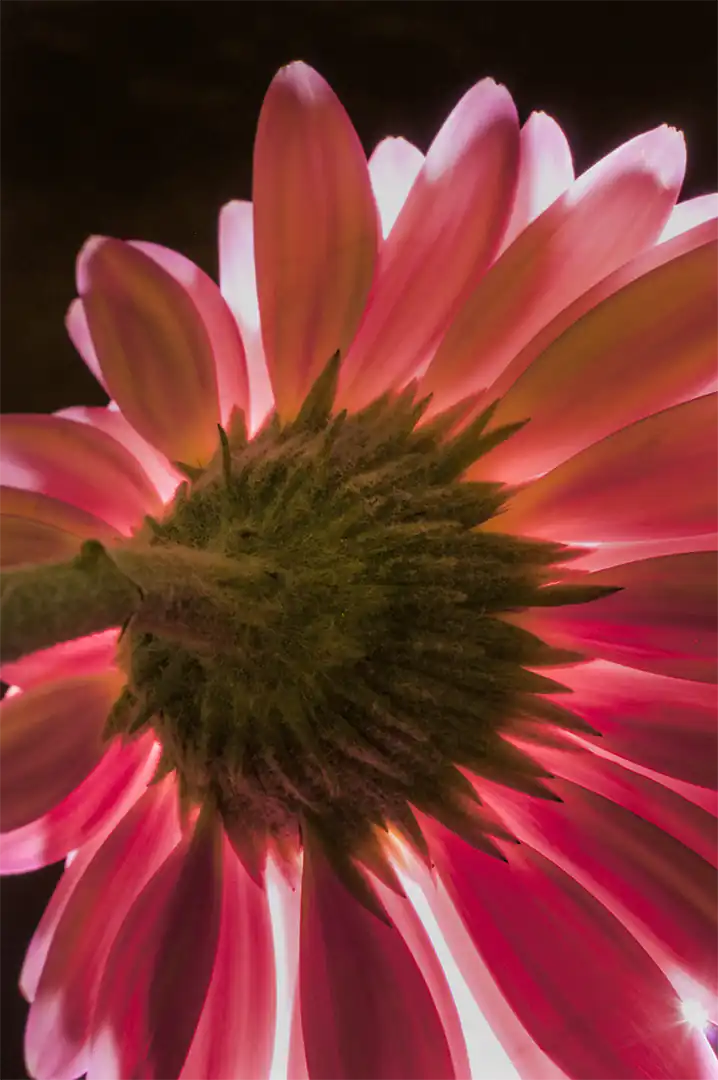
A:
[{"left": 100, "top": 356, "right": 606, "bottom": 874}]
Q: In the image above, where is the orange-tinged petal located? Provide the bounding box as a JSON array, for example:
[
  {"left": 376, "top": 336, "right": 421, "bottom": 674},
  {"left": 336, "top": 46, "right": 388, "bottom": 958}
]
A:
[
  {"left": 470, "top": 232, "right": 717, "bottom": 485},
  {"left": 1, "top": 414, "right": 163, "bottom": 534},
  {"left": 491, "top": 394, "right": 717, "bottom": 543},
  {"left": 130, "top": 241, "right": 249, "bottom": 428},
  {"left": 524, "top": 552, "right": 718, "bottom": 683},
  {"left": 421, "top": 125, "right": 686, "bottom": 412},
  {"left": 338, "top": 78, "right": 519, "bottom": 410},
  {"left": 78, "top": 237, "right": 221, "bottom": 466},
  {"left": 65, "top": 298, "right": 108, "bottom": 395},
  {"left": 368, "top": 136, "right": 424, "bottom": 239},
  {"left": 1, "top": 486, "right": 120, "bottom": 569},
  {"left": 300, "top": 836, "right": 454, "bottom": 1079},
  {"left": 253, "top": 62, "right": 378, "bottom": 420},
  {"left": 497, "top": 111, "right": 574, "bottom": 254},
  {"left": 25, "top": 781, "right": 180, "bottom": 1080},
  {"left": 0, "top": 630, "right": 119, "bottom": 692},
  {"left": 659, "top": 192, "right": 718, "bottom": 242},
  {"left": 435, "top": 834, "right": 714, "bottom": 1080},
  {"left": 218, "top": 200, "right": 275, "bottom": 432}
]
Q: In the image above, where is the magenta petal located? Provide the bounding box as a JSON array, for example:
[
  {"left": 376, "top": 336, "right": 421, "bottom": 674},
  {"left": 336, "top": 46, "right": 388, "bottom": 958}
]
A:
[
  {"left": 130, "top": 241, "right": 249, "bottom": 428},
  {"left": 337, "top": 77, "right": 520, "bottom": 410},
  {"left": 421, "top": 124, "right": 686, "bottom": 414},
  {"left": 253, "top": 62, "right": 378, "bottom": 419},
  {"left": 1, "top": 414, "right": 163, "bottom": 534},
  {"left": 181, "top": 836, "right": 276, "bottom": 1080},
  {"left": 1, "top": 671, "right": 124, "bottom": 833},
  {"left": 0, "top": 631, "right": 119, "bottom": 692},
  {"left": 218, "top": 200, "right": 275, "bottom": 433},
  {"left": 368, "top": 136, "right": 425, "bottom": 239},
  {"left": 525, "top": 552, "right": 717, "bottom": 682},
  {"left": 78, "top": 237, "right": 221, "bottom": 466},
  {"left": 87, "top": 811, "right": 223, "bottom": 1080},
  {"left": 25, "top": 782, "right": 180, "bottom": 1080},
  {"left": 436, "top": 833, "right": 712, "bottom": 1080},
  {"left": 0, "top": 736, "right": 154, "bottom": 874},
  {"left": 300, "top": 838, "right": 454, "bottom": 1080},
  {"left": 495, "top": 394, "right": 718, "bottom": 543},
  {"left": 1, "top": 485, "right": 121, "bottom": 569}
]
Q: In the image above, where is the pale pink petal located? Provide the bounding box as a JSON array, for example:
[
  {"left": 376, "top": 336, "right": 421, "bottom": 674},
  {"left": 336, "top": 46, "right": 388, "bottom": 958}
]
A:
[
  {"left": 65, "top": 299, "right": 109, "bottom": 396},
  {"left": 218, "top": 200, "right": 275, "bottom": 433},
  {"left": 78, "top": 237, "right": 221, "bottom": 466},
  {"left": 1, "top": 630, "right": 119, "bottom": 691},
  {"left": 1, "top": 671, "right": 124, "bottom": 833},
  {"left": 660, "top": 193, "right": 718, "bottom": 242},
  {"left": 1, "top": 414, "right": 163, "bottom": 534},
  {"left": 130, "top": 241, "right": 249, "bottom": 428},
  {"left": 253, "top": 62, "right": 378, "bottom": 419},
  {"left": 338, "top": 78, "right": 519, "bottom": 410},
  {"left": 524, "top": 552, "right": 717, "bottom": 682},
  {"left": 56, "top": 405, "right": 181, "bottom": 504},
  {"left": 25, "top": 781, "right": 180, "bottom": 1080},
  {"left": 434, "top": 831, "right": 712, "bottom": 1080},
  {"left": 470, "top": 228, "right": 717, "bottom": 485},
  {"left": 1, "top": 486, "right": 120, "bottom": 569},
  {"left": 368, "top": 136, "right": 425, "bottom": 239},
  {"left": 543, "top": 660, "right": 717, "bottom": 792},
  {"left": 421, "top": 125, "right": 687, "bottom": 413},
  {"left": 491, "top": 394, "right": 717, "bottom": 543},
  {"left": 88, "top": 811, "right": 223, "bottom": 1080},
  {"left": 498, "top": 112, "right": 574, "bottom": 254},
  {"left": 300, "top": 837, "right": 454, "bottom": 1079},
  {"left": 0, "top": 735, "right": 155, "bottom": 873},
  {"left": 181, "top": 835, "right": 276, "bottom": 1080}
]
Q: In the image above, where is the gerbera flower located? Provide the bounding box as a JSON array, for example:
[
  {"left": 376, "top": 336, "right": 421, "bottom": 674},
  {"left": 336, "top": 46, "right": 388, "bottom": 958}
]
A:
[{"left": 1, "top": 60, "right": 716, "bottom": 1080}]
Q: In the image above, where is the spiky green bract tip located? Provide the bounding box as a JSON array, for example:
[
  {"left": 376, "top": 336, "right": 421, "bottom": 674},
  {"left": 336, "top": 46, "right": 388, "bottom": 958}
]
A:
[{"left": 103, "top": 356, "right": 610, "bottom": 912}]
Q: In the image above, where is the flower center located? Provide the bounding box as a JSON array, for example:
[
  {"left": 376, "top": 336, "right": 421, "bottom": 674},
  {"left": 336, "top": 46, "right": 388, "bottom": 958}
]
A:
[{"left": 106, "top": 356, "right": 599, "bottom": 885}]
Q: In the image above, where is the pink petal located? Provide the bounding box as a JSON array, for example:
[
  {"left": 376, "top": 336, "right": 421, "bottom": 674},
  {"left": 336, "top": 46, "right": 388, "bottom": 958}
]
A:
[
  {"left": 25, "top": 781, "right": 180, "bottom": 1080},
  {"left": 435, "top": 832, "right": 712, "bottom": 1080},
  {"left": 566, "top": 532, "right": 718, "bottom": 573},
  {"left": 88, "top": 811, "right": 223, "bottom": 1080},
  {"left": 368, "top": 136, "right": 425, "bottom": 239},
  {"left": 78, "top": 237, "right": 221, "bottom": 466},
  {"left": 1, "top": 671, "right": 124, "bottom": 833},
  {"left": 524, "top": 552, "right": 717, "bottom": 682},
  {"left": 253, "top": 62, "right": 378, "bottom": 419},
  {"left": 492, "top": 394, "right": 717, "bottom": 543},
  {"left": 468, "top": 227, "right": 717, "bottom": 485},
  {"left": 66, "top": 299, "right": 109, "bottom": 395},
  {"left": 498, "top": 111, "right": 574, "bottom": 254},
  {"left": 1, "top": 414, "right": 163, "bottom": 534},
  {"left": 545, "top": 660, "right": 717, "bottom": 791},
  {"left": 300, "top": 837, "right": 455, "bottom": 1079},
  {"left": 421, "top": 125, "right": 687, "bottom": 414},
  {"left": 338, "top": 78, "right": 519, "bottom": 410},
  {"left": 56, "top": 405, "right": 181, "bottom": 504},
  {"left": 130, "top": 241, "right": 249, "bottom": 428},
  {"left": 0, "top": 485, "right": 120, "bottom": 569},
  {"left": 218, "top": 200, "right": 275, "bottom": 433},
  {"left": 181, "top": 835, "right": 276, "bottom": 1080},
  {"left": 1, "top": 630, "right": 119, "bottom": 691},
  {"left": 660, "top": 193, "right": 718, "bottom": 242},
  {"left": 0, "top": 735, "right": 155, "bottom": 873}
]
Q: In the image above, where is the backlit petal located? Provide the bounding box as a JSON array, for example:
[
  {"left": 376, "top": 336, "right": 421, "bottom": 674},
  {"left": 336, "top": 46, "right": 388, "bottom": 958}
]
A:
[
  {"left": 0, "top": 631, "right": 119, "bottom": 691},
  {"left": 524, "top": 552, "right": 717, "bottom": 682},
  {"left": 337, "top": 78, "right": 520, "bottom": 409},
  {"left": 65, "top": 299, "right": 108, "bottom": 395},
  {"left": 422, "top": 125, "right": 687, "bottom": 413},
  {"left": 218, "top": 200, "right": 274, "bottom": 433},
  {"left": 660, "top": 193, "right": 718, "bottom": 242},
  {"left": 368, "top": 137, "right": 424, "bottom": 239},
  {"left": 470, "top": 231, "right": 717, "bottom": 484},
  {"left": 435, "top": 834, "right": 713, "bottom": 1080},
  {"left": 253, "top": 62, "right": 378, "bottom": 419},
  {"left": 1, "top": 486, "right": 119, "bottom": 569},
  {"left": 300, "top": 837, "right": 454, "bottom": 1079},
  {"left": 492, "top": 394, "right": 717, "bottom": 543},
  {"left": 1, "top": 414, "right": 162, "bottom": 534},
  {"left": 78, "top": 237, "right": 221, "bottom": 466}
]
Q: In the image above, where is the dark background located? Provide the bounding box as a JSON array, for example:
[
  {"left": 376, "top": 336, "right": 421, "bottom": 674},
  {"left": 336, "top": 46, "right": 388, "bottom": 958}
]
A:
[{"left": 1, "top": 2, "right": 716, "bottom": 1077}]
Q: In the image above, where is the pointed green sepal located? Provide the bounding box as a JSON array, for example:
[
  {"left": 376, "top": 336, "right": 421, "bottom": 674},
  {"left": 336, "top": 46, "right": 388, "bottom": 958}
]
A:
[
  {"left": 532, "top": 583, "right": 624, "bottom": 607},
  {"left": 294, "top": 351, "right": 341, "bottom": 431},
  {"left": 172, "top": 461, "right": 205, "bottom": 482}
]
